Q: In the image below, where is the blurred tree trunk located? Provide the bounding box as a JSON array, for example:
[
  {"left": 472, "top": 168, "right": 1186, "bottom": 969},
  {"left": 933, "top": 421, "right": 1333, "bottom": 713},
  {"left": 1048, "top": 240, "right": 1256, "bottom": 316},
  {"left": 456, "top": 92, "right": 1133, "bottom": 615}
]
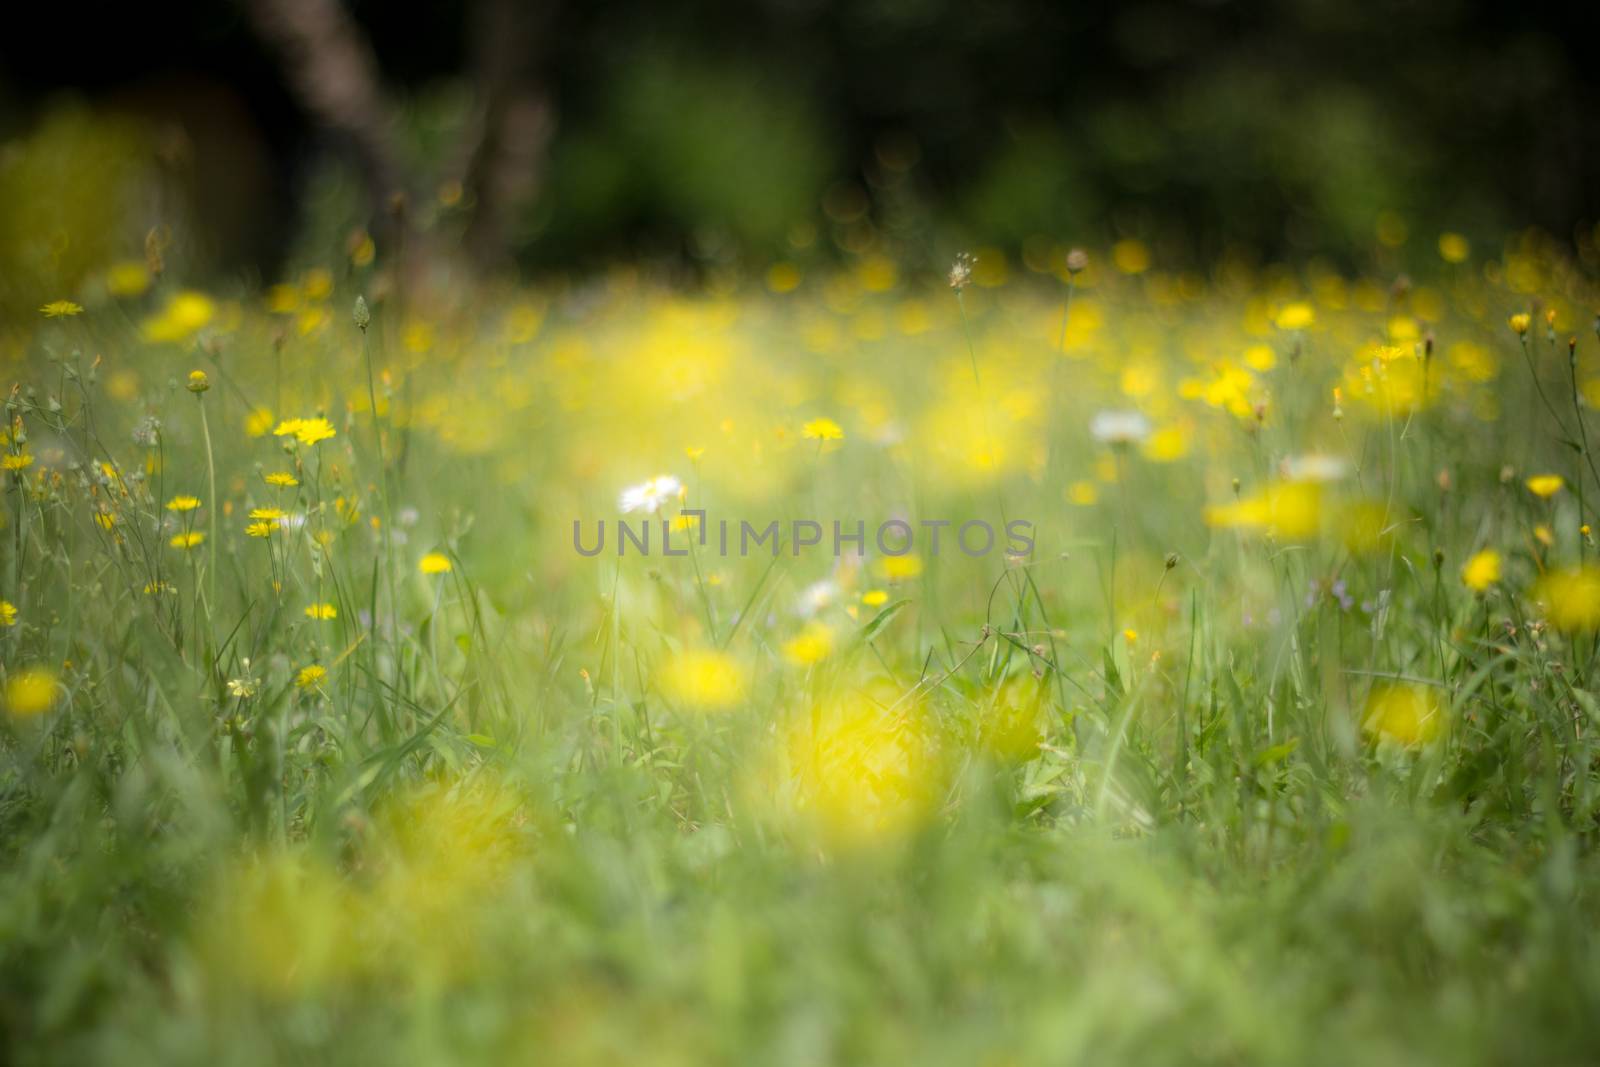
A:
[
  {"left": 245, "top": 0, "right": 557, "bottom": 276},
  {"left": 457, "top": 0, "right": 559, "bottom": 270}
]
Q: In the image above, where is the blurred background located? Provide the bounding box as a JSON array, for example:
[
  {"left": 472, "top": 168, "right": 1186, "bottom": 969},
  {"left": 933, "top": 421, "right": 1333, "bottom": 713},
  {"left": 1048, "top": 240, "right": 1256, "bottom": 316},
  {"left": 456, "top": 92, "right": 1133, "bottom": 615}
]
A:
[{"left": 1, "top": 0, "right": 1597, "bottom": 303}]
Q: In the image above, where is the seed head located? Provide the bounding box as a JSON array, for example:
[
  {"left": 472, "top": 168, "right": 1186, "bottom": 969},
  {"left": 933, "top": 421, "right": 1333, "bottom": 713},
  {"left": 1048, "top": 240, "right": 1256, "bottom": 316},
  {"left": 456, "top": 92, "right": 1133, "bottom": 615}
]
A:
[{"left": 948, "top": 252, "right": 975, "bottom": 291}]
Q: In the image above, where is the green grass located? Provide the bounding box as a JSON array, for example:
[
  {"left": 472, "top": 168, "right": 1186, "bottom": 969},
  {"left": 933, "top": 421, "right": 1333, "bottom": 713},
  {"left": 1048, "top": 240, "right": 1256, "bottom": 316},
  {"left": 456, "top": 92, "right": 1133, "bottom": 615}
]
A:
[{"left": 2, "top": 243, "right": 1600, "bottom": 1065}]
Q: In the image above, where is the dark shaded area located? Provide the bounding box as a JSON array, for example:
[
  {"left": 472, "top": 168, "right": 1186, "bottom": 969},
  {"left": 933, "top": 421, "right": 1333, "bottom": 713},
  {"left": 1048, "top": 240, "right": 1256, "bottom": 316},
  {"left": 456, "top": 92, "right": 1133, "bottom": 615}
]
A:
[{"left": 1, "top": 0, "right": 1596, "bottom": 277}]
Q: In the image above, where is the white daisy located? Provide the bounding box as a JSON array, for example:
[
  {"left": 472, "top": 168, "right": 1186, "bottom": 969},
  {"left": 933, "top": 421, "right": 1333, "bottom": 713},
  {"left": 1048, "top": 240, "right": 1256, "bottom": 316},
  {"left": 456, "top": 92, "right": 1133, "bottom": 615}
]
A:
[
  {"left": 1089, "top": 410, "right": 1152, "bottom": 446},
  {"left": 620, "top": 475, "right": 682, "bottom": 515}
]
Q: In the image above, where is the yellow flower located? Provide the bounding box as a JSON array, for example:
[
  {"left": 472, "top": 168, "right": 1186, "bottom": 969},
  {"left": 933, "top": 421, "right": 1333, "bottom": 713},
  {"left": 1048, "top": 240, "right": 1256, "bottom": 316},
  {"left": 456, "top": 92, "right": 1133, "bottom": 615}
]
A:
[
  {"left": 801, "top": 417, "right": 845, "bottom": 442},
  {"left": 249, "top": 507, "right": 287, "bottom": 521},
  {"left": 246, "top": 521, "right": 276, "bottom": 538},
  {"left": 878, "top": 554, "right": 924, "bottom": 582},
  {"left": 1437, "top": 232, "right": 1470, "bottom": 263},
  {"left": 166, "top": 495, "right": 201, "bottom": 512},
  {"left": 419, "top": 552, "right": 452, "bottom": 575},
  {"left": 1509, "top": 313, "right": 1531, "bottom": 336},
  {"left": 1461, "top": 550, "right": 1501, "bottom": 592},
  {"left": 186, "top": 370, "right": 210, "bottom": 394},
  {"left": 246, "top": 408, "right": 277, "bottom": 437},
  {"left": 2, "top": 454, "right": 34, "bottom": 471},
  {"left": 6, "top": 667, "right": 59, "bottom": 718},
  {"left": 142, "top": 290, "right": 216, "bottom": 343},
  {"left": 170, "top": 531, "right": 205, "bottom": 549},
  {"left": 861, "top": 589, "right": 889, "bottom": 607},
  {"left": 275, "top": 417, "right": 337, "bottom": 447},
  {"left": 1274, "top": 302, "right": 1315, "bottom": 330},
  {"left": 1111, "top": 239, "right": 1150, "bottom": 274},
  {"left": 781, "top": 695, "right": 937, "bottom": 843},
  {"left": 0, "top": 601, "right": 16, "bottom": 626},
  {"left": 1526, "top": 474, "right": 1564, "bottom": 498},
  {"left": 40, "top": 300, "right": 83, "bottom": 318},
  {"left": 1536, "top": 566, "right": 1600, "bottom": 630},
  {"left": 1362, "top": 683, "right": 1443, "bottom": 746},
  {"left": 658, "top": 649, "right": 745, "bottom": 711},
  {"left": 1122, "top": 628, "right": 1139, "bottom": 643},
  {"left": 783, "top": 622, "right": 835, "bottom": 666},
  {"left": 305, "top": 603, "right": 338, "bottom": 620},
  {"left": 106, "top": 260, "right": 151, "bottom": 297},
  {"left": 295, "top": 664, "right": 328, "bottom": 689},
  {"left": 264, "top": 471, "right": 299, "bottom": 488},
  {"left": 143, "top": 581, "right": 175, "bottom": 595}
]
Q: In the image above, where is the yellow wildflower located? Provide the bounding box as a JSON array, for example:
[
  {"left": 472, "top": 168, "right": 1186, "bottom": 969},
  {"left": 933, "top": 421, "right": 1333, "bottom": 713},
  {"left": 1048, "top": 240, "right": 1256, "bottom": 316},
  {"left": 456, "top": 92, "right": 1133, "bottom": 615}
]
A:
[
  {"left": 170, "top": 531, "right": 205, "bottom": 549},
  {"left": 1461, "top": 550, "right": 1501, "bottom": 592},
  {"left": 40, "top": 300, "right": 83, "bottom": 318},
  {"left": 295, "top": 665, "right": 328, "bottom": 689},
  {"left": 0, "top": 601, "right": 16, "bottom": 626},
  {"left": 1536, "top": 566, "right": 1600, "bottom": 630},
  {"left": 801, "top": 417, "right": 845, "bottom": 442},
  {"left": 5, "top": 667, "right": 59, "bottom": 718},
  {"left": 304, "top": 603, "right": 338, "bottom": 621},
  {"left": 419, "top": 552, "right": 452, "bottom": 575},
  {"left": 658, "top": 649, "right": 745, "bottom": 711},
  {"left": 2, "top": 454, "right": 34, "bottom": 471},
  {"left": 264, "top": 471, "right": 299, "bottom": 488},
  {"left": 166, "top": 495, "right": 201, "bottom": 512},
  {"left": 1362, "top": 683, "right": 1443, "bottom": 746},
  {"left": 1526, "top": 474, "right": 1564, "bottom": 498}
]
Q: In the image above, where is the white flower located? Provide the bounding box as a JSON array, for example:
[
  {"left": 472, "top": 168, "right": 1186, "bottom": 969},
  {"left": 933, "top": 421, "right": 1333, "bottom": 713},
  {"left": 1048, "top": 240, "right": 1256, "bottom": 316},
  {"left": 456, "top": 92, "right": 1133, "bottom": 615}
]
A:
[
  {"left": 1281, "top": 453, "right": 1350, "bottom": 483},
  {"left": 797, "top": 579, "right": 839, "bottom": 618},
  {"left": 1089, "top": 410, "right": 1151, "bottom": 446},
  {"left": 620, "top": 475, "right": 682, "bottom": 515}
]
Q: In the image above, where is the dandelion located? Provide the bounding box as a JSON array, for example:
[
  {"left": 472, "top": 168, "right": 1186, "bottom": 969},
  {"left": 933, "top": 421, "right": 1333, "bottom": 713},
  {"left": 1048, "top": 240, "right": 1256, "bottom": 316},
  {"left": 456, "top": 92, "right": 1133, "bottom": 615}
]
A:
[
  {"left": 305, "top": 603, "right": 338, "bottom": 620},
  {"left": 781, "top": 696, "right": 936, "bottom": 842},
  {"left": 246, "top": 521, "right": 276, "bottom": 538},
  {"left": 166, "top": 495, "right": 201, "bottom": 512},
  {"left": 1274, "top": 303, "right": 1316, "bottom": 330},
  {"left": 1535, "top": 566, "right": 1600, "bottom": 630},
  {"left": 658, "top": 649, "right": 745, "bottom": 710},
  {"left": 1438, "top": 233, "right": 1471, "bottom": 263},
  {"left": 295, "top": 664, "right": 328, "bottom": 689},
  {"left": 1526, "top": 474, "right": 1564, "bottom": 498},
  {"left": 5, "top": 667, "right": 59, "bottom": 718},
  {"left": 245, "top": 409, "right": 276, "bottom": 437},
  {"left": 0, "top": 601, "right": 16, "bottom": 626},
  {"left": 274, "top": 417, "right": 338, "bottom": 447},
  {"left": 250, "top": 507, "right": 288, "bottom": 522},
  {"left": 619, "top": 475, "right": 681, "bottom": 515},
  {"left": 419, "top": 552, "right": 452, "bottom": 575},
  {"left": 2, "top": 454, "right": 33, "bottom": 471},
  {"left": 783, "top": 622, "right": 835, "bottom": 665},
  {"left": 1461, "top": 550, "right": 1501, "bottom": 592},
  {"left": 1362, "top": 683, "right": 1443, "bottom": 746},
  {"left": 40, "top": 300, "right": 83, "bottom": 318},
  {"left": 170, "top": 531, "right": 205, "bottom": 549},
  {"left": 264, "top": 471, "right": 300, "bottom": 488},
  {"left": 801, "top": 417, "right": 845, "bottom": 442},
  {"left": 1509, "top": 313, "right": 1531, "bottom": 337},
  {"left": 142, "top": 290, "right": 216, "bottom": 343}
]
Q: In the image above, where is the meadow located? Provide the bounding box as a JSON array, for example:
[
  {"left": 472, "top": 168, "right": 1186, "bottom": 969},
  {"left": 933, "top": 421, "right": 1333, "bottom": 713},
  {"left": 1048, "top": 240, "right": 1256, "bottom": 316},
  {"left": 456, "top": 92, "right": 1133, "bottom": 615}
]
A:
[{"left": 3, "top": 230, "right": 1600, "bottom": 1065}]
